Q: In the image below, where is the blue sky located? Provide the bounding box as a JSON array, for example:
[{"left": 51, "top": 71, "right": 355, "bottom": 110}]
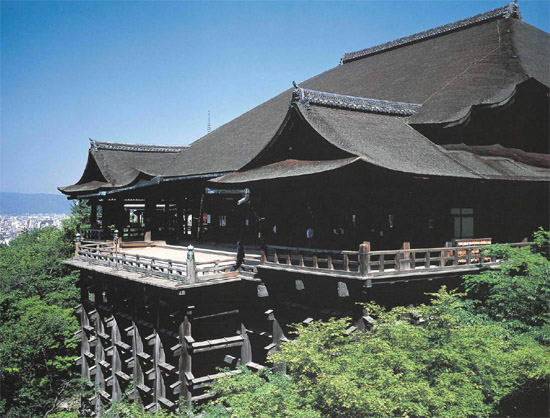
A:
[{"left": 1, "top": 1, "right": 549, "bottom": 194}]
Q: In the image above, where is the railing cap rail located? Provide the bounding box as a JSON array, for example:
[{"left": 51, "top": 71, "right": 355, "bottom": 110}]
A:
[
  {"left": 266, "top": 244, "right": 358, "bottom": 255},
  {"left": 366, "top": 241, "right": 529, "bottom": 255}
]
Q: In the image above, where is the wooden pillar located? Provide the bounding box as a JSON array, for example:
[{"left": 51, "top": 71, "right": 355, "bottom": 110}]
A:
[
  {"left": 196, "top": 195, "right": 205, "bottom": 240},
  {"left": 131, "top": 310, "right": 144, "bottom": 402},
  {"left": 111, "top": 315, "right": 122, "bottom": 402},
  {"left": 92, "top": 306, "right": 105, "bottom": 416},
  {"left": 164, "top": 202, "right": 170, "bottom": 240},
  {"left": 102, "top": 201, "right": 112, "bottom": 236},
  {"left": 176, "top": 202, "right": 184, "bottom": 242},
  {"left": 153, "top": 297, "right": 164, "bottom": 407},
  {"left": 183, "top": 208, "right": 188, "bottom": 237},
  {"left": 90, "top": 201, "right": 98, "bottom": 228},
  {"left": 265, "top": 310, "right": 286, "bottom": 373},
  {"left": 115, "top": 199, "right": 127, "bottom": 240},
  {"left": 145, "top": 200, "right": 155, "bottom": 242},
  {"left": 240, "top": 323, "right": 251, "bottom": 366},
  {"left": 180, "top": 306, "right": 194, "bottom": 407}
]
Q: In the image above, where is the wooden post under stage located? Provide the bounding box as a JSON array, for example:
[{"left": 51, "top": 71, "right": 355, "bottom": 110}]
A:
[
  {"left": 180, "top": 307, "right": 193, "bottom": 407},
  {"left": 90, "top": 201, "right": 98, "bottom": 228},
  {"left": 144, "top": 200, "right": 155, "bottom": 242}
]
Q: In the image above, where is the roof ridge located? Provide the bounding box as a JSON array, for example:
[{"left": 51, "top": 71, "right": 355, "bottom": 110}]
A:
[
  {"left": 90, "top": 139, "right": 188, "bottom": 153},
  {"left": 291, "top": 85, "right": 421, "bottom": 116},
  {"left": 341, "top": 2, "right": 521, "bottom": 64}
]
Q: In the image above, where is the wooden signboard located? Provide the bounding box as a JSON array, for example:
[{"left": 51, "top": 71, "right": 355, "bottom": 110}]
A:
[{"left": 455, "top": 238, "right": 492, "bottom": 264}]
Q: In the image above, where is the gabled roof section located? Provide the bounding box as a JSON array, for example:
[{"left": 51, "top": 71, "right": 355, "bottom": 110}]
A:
[
  {"left": 59, "top": 139, "right": 187, "bottom": 195},
  {"left": 292, "top": 86, "right": 420, "bottom": 116},
  {"left": 163, "top": 3, "right": 547, "bottom": 178},
  {"left": 220, "top": 89, "right": 549, "bottom": 183},
  {"left": 341, "top": 3, "right": 521, "bottom": 64}
]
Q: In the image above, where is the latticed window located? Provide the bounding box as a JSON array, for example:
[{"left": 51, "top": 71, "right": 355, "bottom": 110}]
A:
[{"left": 451, "top": 208, "right": 474, "bottom": 238}]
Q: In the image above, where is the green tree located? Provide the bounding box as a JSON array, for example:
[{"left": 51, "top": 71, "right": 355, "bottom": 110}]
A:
[
  {"left": 205, "top": 289, "right": 550, "bottom": 418},
  {"left": 0, "top": 225, "right": 80, "bottom": 417},
  {"left": 463, "top": 228, "right": 550, "bottom": 343}
]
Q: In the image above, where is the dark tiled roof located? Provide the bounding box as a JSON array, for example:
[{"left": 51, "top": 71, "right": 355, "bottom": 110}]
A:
[
  {"left": 299, "top": 103, "right": 549, "bottom": 181},
  {"left": 442, "top": 144, "right": 550, "bottom": 169},
  {"left": 61, "top": 4, "right": 549, "bottom": 194},
  {"left": 163, "top": 8, "right": 548, "bottom": 177},
  {"left": 211, "top": 158, "right": 360, "bottom": 184},
  {"left": 59, "top": 140, "right": 185, "bottom": 195},
  {"left": 292, "top": 87, "right": 420, "bottom": 116},
  {"left": 213, "top": 103, "right": 549, "bottom": 184},
  {"left": 341, "top": 3, "right": 521, "bottom": 64},
  {"left": 90, "top": 139, "right": 187, "bottom": 153}
]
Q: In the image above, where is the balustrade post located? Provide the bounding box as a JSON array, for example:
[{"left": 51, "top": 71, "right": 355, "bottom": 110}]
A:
[
  {"left": 397, "top": 242, "right": 411, "bottom": 271},
  {"left": 359, "top": 241, "right": 371, "bottom": 276},
  {"left": 75, "top": 233, "right": 81, "bottom": 257},
  {"left": 260, "top": 248, "right": 267, "bottom": 264},
  {"left": 113, "top": 230, "right": 119, "bottom": 270},
  {"left": 186, "top": 245, "right": 196, "bottom": 284}
]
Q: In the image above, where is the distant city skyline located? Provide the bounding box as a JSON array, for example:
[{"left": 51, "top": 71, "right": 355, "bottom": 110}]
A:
[{"left": 2, "top": 0, "right": 549, "bottom": 194}]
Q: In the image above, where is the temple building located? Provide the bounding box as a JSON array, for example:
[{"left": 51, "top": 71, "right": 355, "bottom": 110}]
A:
[{"left": 60, "top": 3, "right": 549, "bottom": 415}]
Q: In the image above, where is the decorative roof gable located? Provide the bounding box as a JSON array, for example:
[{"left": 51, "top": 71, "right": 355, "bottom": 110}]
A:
[
  {"left": 341, "top": 2, "right": 521, "bottom": 64},
  {"left": 90, "top": 139, "right": 187, "bottom": 153},
  {"left": 291, "top": 85, "right": 421, "bottom": 116}
]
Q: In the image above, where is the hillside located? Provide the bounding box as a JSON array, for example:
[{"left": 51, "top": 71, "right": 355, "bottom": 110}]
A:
[{"left": 0, "top": 192, "right": 71, "bottom": 215}]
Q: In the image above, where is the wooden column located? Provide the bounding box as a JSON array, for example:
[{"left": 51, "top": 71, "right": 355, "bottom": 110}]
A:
[
  {"left": 153, "top": 298, "right": 164, "bottom": 408},
  {"left": 240, "top": 323, "right": 251, "bottom": 366},
  {"left": 90, "top": 201, "right": 98, "bottom": 228},
  {"left": 115, "top": 199, "right": 127, "bottom": 240},
  {"left": 164, "top": 202, "right": 170, "bottom": 240},
  {"left": 176, "top": 202, "right": 184, "bottom": 242},
  {"left": 179, "top": 306, "right": 193, "bottom": 407},
  {"left": 144, "top": 200, "right": 155, "bottom": 242},
  {"left": 131, "top": 315, "right": 144, "bottom": 401},
  {"left": 265, "top": 310, "right": 286, "bottom": 373},
  {"left": 92, "top": 306, "right": 105, "bottom": 416},
  {"left": 110, "top": 315, "right": 122, "bottom": 402},
  {"left": 102, "top": 201, "right": 112, "bottom": 236}
]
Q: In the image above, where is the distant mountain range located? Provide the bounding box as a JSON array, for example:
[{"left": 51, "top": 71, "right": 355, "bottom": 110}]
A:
[{"left": 0, "top": 192, "right": 72, "bottom": 215}]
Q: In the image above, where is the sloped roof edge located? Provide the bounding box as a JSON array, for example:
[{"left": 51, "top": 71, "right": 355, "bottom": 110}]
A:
[
  {"left": 341, "top": 2, "right": 521, "bottom": 64},
  {"left": 90, "top": 139, "right": 188, "bottom": 153},
  {"left": 211, "top": 158, "right": 361, "bottom": 184},
  {"left": 292, "top": 85, "right": 421, "bottom": 116}
]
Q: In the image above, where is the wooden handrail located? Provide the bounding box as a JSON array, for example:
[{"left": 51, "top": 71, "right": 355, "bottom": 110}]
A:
[
  {"left": 76, "top": 245, "right": 259, "bottom": 283},
  {"left": 366, "top": 242, "right": 528, "bottom": 255},
  {"left": 261, "top": 241, "right": 530, "bottom": 277}
]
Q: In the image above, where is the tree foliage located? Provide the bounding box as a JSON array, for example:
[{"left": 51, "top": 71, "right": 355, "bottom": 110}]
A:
[
  {"left": 463, "top": 228, "right": 550, "bottom": 343},
  {"left": 0, "top": 219, "right": 82, "bottom": 417},
  {"left": 202, "top": 232, "right": 550, "bottom": 418},
  {"left": 204, "top": 288, "right": 549, "bottom": 418}
]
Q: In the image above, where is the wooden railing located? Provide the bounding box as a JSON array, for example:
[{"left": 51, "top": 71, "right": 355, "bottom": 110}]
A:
[
  {"left": 76, "top": 242, "right": 259, "bottom": 284},
  {"left": 80, "top": 228, "right": 105, "bottom": 241},
  {"left": 262, "top": 245, "right": 362, "bottom": 275},
  {"left": 261, "top": 241, "right": 530, "bottom": 278}
]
